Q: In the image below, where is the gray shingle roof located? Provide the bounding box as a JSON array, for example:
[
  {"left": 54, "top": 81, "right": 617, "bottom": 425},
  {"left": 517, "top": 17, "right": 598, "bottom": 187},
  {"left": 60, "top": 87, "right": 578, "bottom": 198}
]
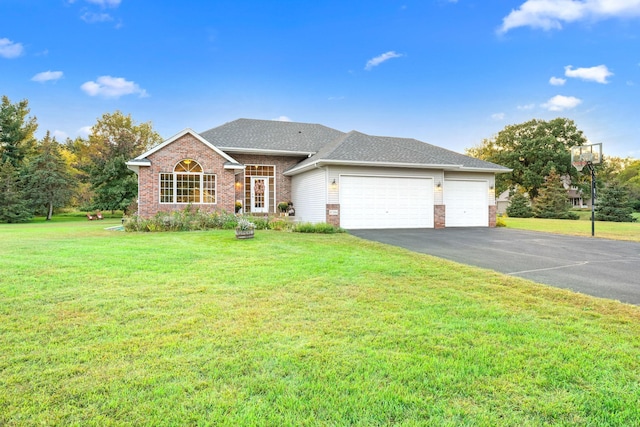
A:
[
  {"left": 199, "top": 118, "right": 346, "bottom": 153},
  {"left": 198, "top": 118, "right": 510, "bottom": 173}
]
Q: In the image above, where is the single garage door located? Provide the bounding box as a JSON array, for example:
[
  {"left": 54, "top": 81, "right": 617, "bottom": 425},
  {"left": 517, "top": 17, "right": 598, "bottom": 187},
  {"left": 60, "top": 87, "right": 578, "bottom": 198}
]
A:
[
  {"left": 444, "top": 179, "right": 488, "bottom": 227},
  {"left": 340, "top": 176, "right": 434, "bottom": 229}
]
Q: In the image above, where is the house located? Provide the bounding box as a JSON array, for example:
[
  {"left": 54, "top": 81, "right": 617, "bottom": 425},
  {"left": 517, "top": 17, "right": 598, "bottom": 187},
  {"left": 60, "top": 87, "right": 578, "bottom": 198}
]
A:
[{"left": 126, "top": 118, "right": 511, "bottom": 229}]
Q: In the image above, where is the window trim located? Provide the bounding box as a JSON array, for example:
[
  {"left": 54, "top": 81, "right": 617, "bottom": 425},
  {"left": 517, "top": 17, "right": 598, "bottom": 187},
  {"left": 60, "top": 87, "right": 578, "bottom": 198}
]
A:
[{"left": 159, "top": 159, "right": 217, "bottom": 204}]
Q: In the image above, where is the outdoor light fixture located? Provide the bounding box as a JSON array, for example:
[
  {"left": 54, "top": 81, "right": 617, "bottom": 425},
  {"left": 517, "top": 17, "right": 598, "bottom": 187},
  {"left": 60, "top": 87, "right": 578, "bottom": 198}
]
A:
[
  {"left": 436, "top": 182, "right": 442, "bottom": 188},
  {"left": 330, "top": 178, "right": 338, "bottom": 189},
  {"left": 489, "top": 185, "right": 494, "bottom": 191}
]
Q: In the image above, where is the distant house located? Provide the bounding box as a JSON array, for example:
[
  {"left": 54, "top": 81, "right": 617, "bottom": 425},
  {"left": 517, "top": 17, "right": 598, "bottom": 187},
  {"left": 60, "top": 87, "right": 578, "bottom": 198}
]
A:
[{"left": 126, "top": 118, "right": 511, "bottom": 229}]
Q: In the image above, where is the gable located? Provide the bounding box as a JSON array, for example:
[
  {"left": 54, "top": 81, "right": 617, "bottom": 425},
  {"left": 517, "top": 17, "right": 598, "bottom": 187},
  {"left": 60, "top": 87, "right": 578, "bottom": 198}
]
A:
[{"left": 126, "top": 129, "right": 242, "bottom": 172}]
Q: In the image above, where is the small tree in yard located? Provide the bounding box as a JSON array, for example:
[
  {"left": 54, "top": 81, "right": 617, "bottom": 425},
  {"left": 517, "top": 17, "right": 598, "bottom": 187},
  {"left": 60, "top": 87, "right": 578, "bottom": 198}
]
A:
[
  {"left": 595, "top": 185, "right": 636, "bottom": 222},
  {"left": 506, "top": 191, "right": 533, "bottom": 218},
  {"left": 533, "top": 169, "right": 579, "bottom": 220}
]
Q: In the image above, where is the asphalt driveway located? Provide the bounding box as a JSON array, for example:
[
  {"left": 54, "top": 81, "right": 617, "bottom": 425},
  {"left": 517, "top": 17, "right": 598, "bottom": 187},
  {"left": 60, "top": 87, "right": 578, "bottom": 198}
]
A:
[{"left": 349, "top": 228, "right": 640, "bottom": 305}]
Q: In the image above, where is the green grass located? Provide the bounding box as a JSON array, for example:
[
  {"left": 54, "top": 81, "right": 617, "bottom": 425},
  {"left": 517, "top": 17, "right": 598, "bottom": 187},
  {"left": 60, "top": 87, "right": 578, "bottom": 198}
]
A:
[
  {"left": 504, "top": 213, "right": 640, "bottom": 242},
  {"left": 1, "top": 219, "right": 640, "bottom": 426}
]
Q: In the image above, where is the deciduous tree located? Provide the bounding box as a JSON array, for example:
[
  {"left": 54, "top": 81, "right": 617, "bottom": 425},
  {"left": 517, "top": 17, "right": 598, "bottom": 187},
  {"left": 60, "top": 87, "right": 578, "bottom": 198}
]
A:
[
  {"left": 466, "top": 118, "right": 587, "bottom": 199},
  {"left": 84, "top": 111, "right": 162, "bottom": 213}
]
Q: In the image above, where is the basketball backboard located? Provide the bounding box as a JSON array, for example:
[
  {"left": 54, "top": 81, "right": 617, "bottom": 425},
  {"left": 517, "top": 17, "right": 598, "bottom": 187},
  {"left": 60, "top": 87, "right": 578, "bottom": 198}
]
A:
[{"left": 571, "top": 143, "right": 602, "bottom": 172}]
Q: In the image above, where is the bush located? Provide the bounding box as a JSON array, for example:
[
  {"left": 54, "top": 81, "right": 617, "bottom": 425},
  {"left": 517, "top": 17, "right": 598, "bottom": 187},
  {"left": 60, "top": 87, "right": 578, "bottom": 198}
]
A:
[
  {"left": 495, "top": 215, "right": 507, "bottom": 227},
  {"left": 293, "top": 222, "right": 345, "bottom": 234}
]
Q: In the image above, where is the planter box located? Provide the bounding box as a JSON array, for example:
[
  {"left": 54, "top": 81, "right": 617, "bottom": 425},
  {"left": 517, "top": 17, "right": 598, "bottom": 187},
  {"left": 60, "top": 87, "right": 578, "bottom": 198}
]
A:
[{"left": 235, "top": 229, "right": 254, "bottom": 239}]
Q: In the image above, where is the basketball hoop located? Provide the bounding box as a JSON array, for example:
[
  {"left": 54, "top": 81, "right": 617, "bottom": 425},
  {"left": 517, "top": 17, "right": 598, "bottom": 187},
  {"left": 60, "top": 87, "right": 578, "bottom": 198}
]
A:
[{"left": 571, "top": 144, "right": 602, "bottom": 172}]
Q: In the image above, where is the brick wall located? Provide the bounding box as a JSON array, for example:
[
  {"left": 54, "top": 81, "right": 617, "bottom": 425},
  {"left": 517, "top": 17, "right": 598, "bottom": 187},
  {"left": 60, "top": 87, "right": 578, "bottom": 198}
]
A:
[
  {"left": 326, "top": 203, "right": 340, "bottom": 227},
  {"left": 434, "top": 205, "right": 445, "bottom": 228},
  {"left": 137, "top": 134, "right": 237, "bottom": 218},
  {"left": 489, "top": 205, "right": 497, "bottom": 228}
]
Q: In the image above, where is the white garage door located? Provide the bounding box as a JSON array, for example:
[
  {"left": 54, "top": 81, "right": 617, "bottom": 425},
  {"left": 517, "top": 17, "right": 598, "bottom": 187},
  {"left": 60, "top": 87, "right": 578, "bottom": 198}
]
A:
[
  {"left": 444, "top": 180, "right": 488, "bottom": 227},
  {"left": 340, "top": 176, "right": 434, "bottom": 229}
]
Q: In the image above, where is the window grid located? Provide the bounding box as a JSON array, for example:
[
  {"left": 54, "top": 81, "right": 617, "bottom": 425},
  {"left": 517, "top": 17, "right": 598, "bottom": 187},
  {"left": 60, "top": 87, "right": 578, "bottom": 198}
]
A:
[{"left": 159, "top": 160, "right": 216, "bottom": 205}]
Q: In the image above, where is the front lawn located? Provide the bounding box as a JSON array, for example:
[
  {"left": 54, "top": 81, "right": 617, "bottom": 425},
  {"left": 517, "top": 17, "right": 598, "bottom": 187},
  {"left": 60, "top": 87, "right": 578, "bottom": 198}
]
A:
[
  {"left": 1, "top": 220, "right": 639, "bottom": 425},
  {"left": 504, "top": 215, "right": 640, "bottom": 242}
]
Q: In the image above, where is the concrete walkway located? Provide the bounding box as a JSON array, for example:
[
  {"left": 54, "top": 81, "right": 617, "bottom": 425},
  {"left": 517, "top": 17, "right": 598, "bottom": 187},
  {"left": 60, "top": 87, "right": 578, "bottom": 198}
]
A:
[{"left": 349, "top": 228, "right": 640, "bottom": 305}]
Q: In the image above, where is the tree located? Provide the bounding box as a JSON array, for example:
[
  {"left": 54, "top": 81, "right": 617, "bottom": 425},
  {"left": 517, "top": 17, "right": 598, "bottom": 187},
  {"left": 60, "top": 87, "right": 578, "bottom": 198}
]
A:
[
  {"left": 0, "top": 96, "right": 38, "bottom": 168},
  {"left": 84, "top": 111, "right": 162, "bottom": 213},
  {"left": 0, "top": 161, "right": 32, "bottom": 223},
  {"left": 595, "top": 185, "right": 636, "bottom": 222},
  {"left": 506, "top": 191, "right": 533, "bottom": 218},
  {"left": 466, "top": 118, "right": 587, "bottom": 199},
  {"left": 23, "top": 132, "right": 74, "bottom": 220},
  {"left": 613, "top": 159, "right": 640, "bottom": 211},
  {"left": 533, "top": 169, "right": 579, "bottom": 220}
]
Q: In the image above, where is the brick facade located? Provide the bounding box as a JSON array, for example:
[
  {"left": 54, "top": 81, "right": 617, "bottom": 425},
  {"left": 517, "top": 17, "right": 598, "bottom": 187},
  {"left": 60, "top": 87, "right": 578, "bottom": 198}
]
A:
[
  {"left": 489, "top": 205, "right": 497, "bottom": 228},
  {"left": 137, "top": 134, "right": 237, "bottom": 218},
  {"left": 136, "top": 134, "right": 306, "bottom": 218},
  {"left": 434, "top": 205, "right": 445, "bottom": 228},
  {"left": 325, "top": 203, "right": 340, "bottom": 227}
]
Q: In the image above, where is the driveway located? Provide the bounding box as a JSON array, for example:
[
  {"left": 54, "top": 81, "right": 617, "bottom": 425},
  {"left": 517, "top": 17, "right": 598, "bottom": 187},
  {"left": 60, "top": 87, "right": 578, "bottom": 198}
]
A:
[{"left": 349, "top": 228, "right": 640, "bottom": 305}]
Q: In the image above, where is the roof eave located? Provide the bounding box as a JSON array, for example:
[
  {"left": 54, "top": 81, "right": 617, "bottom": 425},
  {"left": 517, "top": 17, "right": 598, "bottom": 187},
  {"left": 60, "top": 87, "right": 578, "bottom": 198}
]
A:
[
  {"left": 285, "top": 159, "right": 511, "bottom": 176},
  {"left": 219, "top": 147, "right": 315, "bottom": 157}
]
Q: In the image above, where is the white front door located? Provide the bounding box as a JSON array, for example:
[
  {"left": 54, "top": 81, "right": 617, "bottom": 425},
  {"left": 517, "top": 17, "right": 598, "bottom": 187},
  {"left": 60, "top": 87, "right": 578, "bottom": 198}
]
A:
[{"left": 251, "top": 177, "right": 269, "bottom": 213}]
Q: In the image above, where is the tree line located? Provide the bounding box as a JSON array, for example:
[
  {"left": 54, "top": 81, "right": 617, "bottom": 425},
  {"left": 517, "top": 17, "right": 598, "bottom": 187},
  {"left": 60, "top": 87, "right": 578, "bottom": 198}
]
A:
[
  {"left": 466, "top": 118, "right": 638, "bottom": 222},
  {"left": 0, "top": 96, "right": 162, "bottom": 222}
]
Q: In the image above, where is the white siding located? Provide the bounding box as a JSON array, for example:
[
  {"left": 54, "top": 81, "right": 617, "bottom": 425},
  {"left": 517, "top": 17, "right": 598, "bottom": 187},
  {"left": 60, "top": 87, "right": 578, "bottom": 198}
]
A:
[{"left": 291, "top": 168, "right": 326, "bottom": 223}]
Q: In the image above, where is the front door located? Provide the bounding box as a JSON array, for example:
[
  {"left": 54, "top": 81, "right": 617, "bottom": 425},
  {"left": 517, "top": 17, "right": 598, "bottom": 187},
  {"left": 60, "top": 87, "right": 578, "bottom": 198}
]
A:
[{"left": 251, "top": 177, "right": 269, "bottom": 213}]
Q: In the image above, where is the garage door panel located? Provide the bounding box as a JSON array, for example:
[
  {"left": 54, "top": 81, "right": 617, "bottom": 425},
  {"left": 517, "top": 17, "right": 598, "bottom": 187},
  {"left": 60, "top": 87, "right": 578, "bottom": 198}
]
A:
[
  {"left": 341, "top": 176, "right": 433, "bottom": 229},
  {"left": 444, "top": 180, "right": 488, "bottom": 227}
]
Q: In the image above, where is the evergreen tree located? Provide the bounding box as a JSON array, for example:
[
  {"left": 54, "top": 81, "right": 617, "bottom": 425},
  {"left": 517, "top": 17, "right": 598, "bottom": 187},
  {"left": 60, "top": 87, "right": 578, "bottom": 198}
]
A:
[
  {"left": 533, "top": 169, "right": 579, "bottom": 220},
  {"left": 506, "top": 191, "right": 533, "bottom": 218},
  {"left": 0, "top": 160, "right": 32, "bottom": 223},
  {"left": 0, "top": 96, "right": 38, "bottom": 168},
  {"left": 595, "top": 185, "right": 636, "bottom": 222},
  {"left": 23, "top": 132, "right": 74, "bottom": 220}
]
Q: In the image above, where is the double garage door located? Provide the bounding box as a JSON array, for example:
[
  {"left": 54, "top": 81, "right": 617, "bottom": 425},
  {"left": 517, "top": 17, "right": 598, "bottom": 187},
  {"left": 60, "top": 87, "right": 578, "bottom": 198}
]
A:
[
  {"left": 340, "top": 176, "right": 434, "bottom": 229},
  {"left": 340, "top": 176, "right": 489, "bottom": 229}
]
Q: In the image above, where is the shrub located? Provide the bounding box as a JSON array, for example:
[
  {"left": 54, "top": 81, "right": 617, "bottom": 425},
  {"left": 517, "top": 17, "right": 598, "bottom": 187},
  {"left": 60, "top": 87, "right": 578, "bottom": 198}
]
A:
[
  {"left": 495, "top": 215, "right": 507, "bottom": 227},
  {"left": 293, "top": 222, "right": 344, "bottom": 234}
]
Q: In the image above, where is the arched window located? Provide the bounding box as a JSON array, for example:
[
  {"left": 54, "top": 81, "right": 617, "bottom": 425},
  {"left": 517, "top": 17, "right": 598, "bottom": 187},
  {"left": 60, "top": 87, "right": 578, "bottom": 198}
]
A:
[{"left": 159, "top": 159, "right": 216, "bottom": 204}]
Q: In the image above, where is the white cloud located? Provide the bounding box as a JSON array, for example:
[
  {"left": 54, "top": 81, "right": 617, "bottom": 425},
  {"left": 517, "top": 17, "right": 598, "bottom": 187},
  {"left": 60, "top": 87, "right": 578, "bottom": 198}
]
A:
[
  {"left": 81, "top": 12, "right": 113, "bottom": 23},
  {"left": 541, "top": 95, "right": 582, "bottom": 111},
  {"left": 78, "top": 126, "right": 93, "bottom": 137},
  {"left": 491, "top": 113, "right": 505, "bottom": 120},
  {"left": 52, "top": 130, "right": 69, "bottom": 140},
  {"left": 81, "top": 76, "right": 148, "bottom": 98},
  {"left": 365, "top": 51, "right": 403, "bottom": 71},
  {"left": 31, "top": 71, "right": 64, "bottom": 83},
  {"left": 498, "top": 0, "right": 640, "bottom": 34},
  {"left": 564, "top": 65, "right": 613, "bottom": 83},
  {"left": 273, "top": 116, "right": 292, "bottom": 122},
  {"left": 0, "top": 38, "right": 23, "bottom": 58},
  {"left": 549, "top": 76, "right": 566, "bottom": 86}
]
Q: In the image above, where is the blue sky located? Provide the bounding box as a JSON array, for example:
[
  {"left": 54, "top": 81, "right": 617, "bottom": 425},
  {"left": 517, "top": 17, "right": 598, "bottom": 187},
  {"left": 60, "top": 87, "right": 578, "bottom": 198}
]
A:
[{"left": 1, "top": 0, "right": 639, "bottom": 158}]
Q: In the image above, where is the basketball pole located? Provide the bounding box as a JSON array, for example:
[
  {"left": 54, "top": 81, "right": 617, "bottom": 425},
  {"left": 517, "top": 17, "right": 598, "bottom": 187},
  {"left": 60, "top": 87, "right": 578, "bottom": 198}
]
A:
[{"left": 588, "top": 162, "right": 595, "bottom": 237}]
